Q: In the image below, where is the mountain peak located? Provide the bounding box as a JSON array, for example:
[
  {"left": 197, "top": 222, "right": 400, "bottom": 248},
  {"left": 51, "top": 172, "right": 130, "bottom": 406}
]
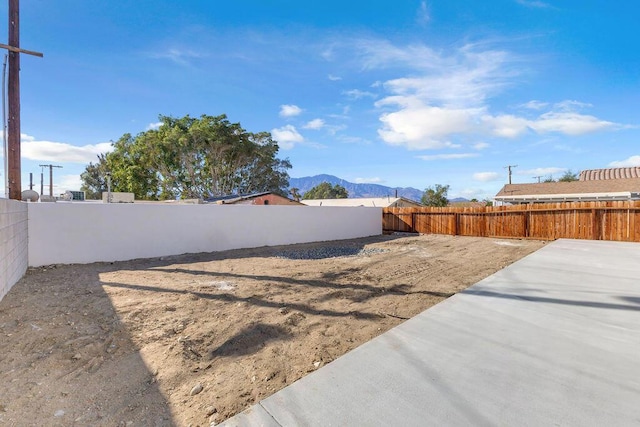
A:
[{"left": 289, "top": 175, "right": 424, "bottom": 201}]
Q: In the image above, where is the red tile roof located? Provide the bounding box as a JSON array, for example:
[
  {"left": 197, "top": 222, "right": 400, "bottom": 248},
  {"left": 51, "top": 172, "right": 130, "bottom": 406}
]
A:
[{"left": 579, "top": 167, "right": 640, "bottom": 180}]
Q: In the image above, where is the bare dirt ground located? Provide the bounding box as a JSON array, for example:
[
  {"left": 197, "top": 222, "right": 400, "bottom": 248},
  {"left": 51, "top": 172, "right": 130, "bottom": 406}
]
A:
[{"left": 0, "top": 234, "right": 545, "bottom": 426}]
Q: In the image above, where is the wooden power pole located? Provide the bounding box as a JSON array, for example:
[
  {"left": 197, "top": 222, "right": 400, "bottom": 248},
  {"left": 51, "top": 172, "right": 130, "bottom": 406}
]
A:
[
  {"left": 504, "top": 164, "right": 518, "bottom": 185},
  {"left": 2, "top": 0, "right": 43, "bottom": 199}
]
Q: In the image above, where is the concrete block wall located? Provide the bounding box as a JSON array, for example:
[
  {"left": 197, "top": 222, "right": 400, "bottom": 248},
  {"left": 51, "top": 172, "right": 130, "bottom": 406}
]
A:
[
  {"left": 0, "top": 199, "right": 28, "bottom": 301},
  {"left": 28, "top": 203, "right": 382, "bottom": 266}
]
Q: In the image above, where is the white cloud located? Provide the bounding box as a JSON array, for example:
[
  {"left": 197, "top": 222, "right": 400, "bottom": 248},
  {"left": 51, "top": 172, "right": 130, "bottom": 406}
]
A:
[
  {"left": 271, "top": 125, "right": 304, "bottom": 150},
  {"left": 337, "top": 135, "right": 371, "bottom": 145},
  {"left": 328, "top": 74, "right": 342, "bottom": 81},
  {"left": 343, "top": 89, "right": 377, "bottom": 100},
  {"left": 55, "top": 174, "right": 84, "bottom": 193},
  {"left": 354, "top": 177, "right": 383, "bottom": 183},
  {"left": 377, "top": 102, "right": 480, "bottom": 150},
  {"left": 303, "top": 119, "right": 325, "bottom": 130},
  {"left": 483, "top": 114, "right": 530, "bottom": 138},
  {"left": 146, "top": 122, "right": 163, "bottom": 131},
  {"left": 363, "top": 40, "right": 623, "bottom": 149},
  {"left": 518, "top": 167, "right": 566, "bottom": 176},
  {"left": 21, "top": 134, "right": 112, "bottom": 163},
  {"left": 473, "top": 172, "right": 501, "bottom": 182},
  {"left": 473, "top": 142, "right": 490, "bottom": 150},
  {"left": 608, "top": 155, "right": 640, "bottom": 167},
  {"left": 279, "top": 104, "right": 303, "bottom": 118},
  {"left": 530, "top": 112, "right": 615, "bottom": 135},
  {"left": 416, "top": 153, "right": 479, "bottom": 160},
  {"left": 521, "top": 100, "right": 548, "bottom": 110}
]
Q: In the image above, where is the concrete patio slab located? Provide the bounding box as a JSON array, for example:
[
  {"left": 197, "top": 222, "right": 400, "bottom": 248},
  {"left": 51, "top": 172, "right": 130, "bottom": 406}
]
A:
[{"left": 221, "top": 239, "right": 640, "bottom": 426}]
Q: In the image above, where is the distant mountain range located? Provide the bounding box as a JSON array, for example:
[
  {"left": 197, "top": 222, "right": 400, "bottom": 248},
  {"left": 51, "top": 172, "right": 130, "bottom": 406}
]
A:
[{"left": 289, "top": 174, "right": 425, "bottom": 202}]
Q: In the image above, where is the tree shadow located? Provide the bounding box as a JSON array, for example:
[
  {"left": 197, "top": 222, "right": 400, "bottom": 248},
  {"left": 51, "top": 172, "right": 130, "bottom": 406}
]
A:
[
  {"left": 209, "top": 323, "right": 292, "bottom": 359},
  {"left": 100, "top": 281, "right": 383, "bottom": 320},
  {"left": 462, "top": 288, "right": 640, "bottom": 312}
]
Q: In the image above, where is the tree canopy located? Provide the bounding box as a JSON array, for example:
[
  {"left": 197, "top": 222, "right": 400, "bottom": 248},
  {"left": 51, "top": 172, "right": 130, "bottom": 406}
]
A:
[
  {"left": 421, "top": 184, "right": 449, "bottom": 207},
  {"left": 302, "top": 182, "right": 348, "bottom": 199},
  {"left": 558, "top": 170, "right": 579, "bottom": 182},
  {"left": 81, "top": 114, "right": 291, "bottom": 200}
]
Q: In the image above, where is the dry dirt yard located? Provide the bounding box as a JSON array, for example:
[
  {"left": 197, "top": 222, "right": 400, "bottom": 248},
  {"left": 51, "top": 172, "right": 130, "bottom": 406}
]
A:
[{"left": 0, "top": 234, "right": 545, "bottom": 426}]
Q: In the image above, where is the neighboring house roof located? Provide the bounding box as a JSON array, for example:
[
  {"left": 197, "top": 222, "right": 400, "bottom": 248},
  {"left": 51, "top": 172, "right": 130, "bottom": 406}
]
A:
[
  {"left": 301, "top": 197, "right": 422, "bottom": 207},
  {"left": 495, "top": 179, "right": 640, "bottom": 203},
  {"left": 205, "top": 192, "right": 299, "bottom": 205},
  {"left": 580, "top": 167, "right": 640, "bottom": 181}
]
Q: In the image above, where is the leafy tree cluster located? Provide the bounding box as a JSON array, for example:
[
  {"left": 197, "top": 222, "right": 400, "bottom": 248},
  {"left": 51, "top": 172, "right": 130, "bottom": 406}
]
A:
[
  {"left": 302, "top": 182, "right": 348, "bottom": 199},
  {"left": 421, "top": 184, "right": 449, "bottom": 207},
  {"left": 541, "top": 170, "right": 579, "bottom": 183},
  {"left": 81, "top": 114, "right": 291, "bottom": 200}
]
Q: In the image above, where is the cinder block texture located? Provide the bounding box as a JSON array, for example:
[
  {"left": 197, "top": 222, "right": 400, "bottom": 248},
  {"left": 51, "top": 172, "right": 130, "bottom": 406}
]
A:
[{"left": 0, "top": 199, "right": 28, "bottom": 302}]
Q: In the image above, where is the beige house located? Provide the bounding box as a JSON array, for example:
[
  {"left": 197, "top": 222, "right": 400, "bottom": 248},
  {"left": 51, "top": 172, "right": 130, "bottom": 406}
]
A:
[
  {"left": 495, "top": 167, "right": 640, "bottom": 204},
  {"left": 301, "top": 196, "right": 422, "bottom": 208}
]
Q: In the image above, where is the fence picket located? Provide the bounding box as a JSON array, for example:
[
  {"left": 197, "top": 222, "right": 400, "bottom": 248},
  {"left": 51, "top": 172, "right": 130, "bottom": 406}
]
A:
[{"left": 382, "top": 201, "right": 640, "bottom": 242}]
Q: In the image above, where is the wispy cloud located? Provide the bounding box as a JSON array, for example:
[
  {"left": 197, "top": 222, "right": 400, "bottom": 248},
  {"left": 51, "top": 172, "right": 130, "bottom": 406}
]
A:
[
  {"left": 354, "top": 177, "right": 383, "bottom": 183},
  {"left": 303, "top": 119, "right": 325, "bottom": 130},
  {"left": 148, "top": 48, "right": 207, "bottom": 66},
  {"left": 328, "top": 74, "right": 342, "bottom": 81},
  {"left": 609, "top": 155, "right": 640, "bottom": 167},
  {"left": 343, "top": 89, "right": 377, "bottom": 100},
  {"left": 21, "top": 134, "right": 112, "bottom": 163},
  {"left": 416, "top": 1, "right": 430, "bottom": 25},
  {"left": 279, "top": 104, "right": 303, "bottom": 118},
  {"left": 271, "top": 125, "right": 304, "bottom": 149},
  {"left": 520, "top": 100, "right": 548, "bottom": 110},
  {"left": 416, "top": 153, "right": 479, "bottom": 160},
  {"left": 515, "top": 0, "right": 552, "bottom": 8},
  {"left": 473, "top": 172, "right": 501, "bottom": 182},
  {"left": 473, "top": 142, "right": 490, "bottom": 150}
]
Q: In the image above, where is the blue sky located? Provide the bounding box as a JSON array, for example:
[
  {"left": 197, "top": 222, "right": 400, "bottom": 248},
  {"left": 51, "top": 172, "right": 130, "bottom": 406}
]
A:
[{"left": 2, "top": 0, "right": 639, "bottom": 199}]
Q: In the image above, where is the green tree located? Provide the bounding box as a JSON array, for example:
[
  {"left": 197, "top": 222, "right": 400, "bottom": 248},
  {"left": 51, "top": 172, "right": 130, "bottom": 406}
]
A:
[
  {"left": 558, "top": 170, "right": 579, "bottom": 182},
  {"left": 421, "top": 184, "right": 449, "bottom": 207},
  {"left": 302, "top": 182, "right": 349, "bottom": 199},
  {"left": 290, "top": 187, "right": 301, "bottom": 201},
  {"left": 80, "top": 114, "right": 291, "bottom": 200},
  {"left": 543, "top": 175, "right": 556, "bottom": 183}
]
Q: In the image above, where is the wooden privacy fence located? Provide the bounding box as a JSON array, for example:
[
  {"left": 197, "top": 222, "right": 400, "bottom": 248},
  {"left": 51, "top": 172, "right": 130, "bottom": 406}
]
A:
[{"left": 383, "top": 201, "right": 640, "bottom": 242}]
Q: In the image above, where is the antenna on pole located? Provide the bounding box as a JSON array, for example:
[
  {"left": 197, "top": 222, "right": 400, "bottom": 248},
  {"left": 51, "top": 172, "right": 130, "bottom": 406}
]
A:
[
  {"left": 504, "top": 164, "right": 518, "bottom": 185},
  {"left": 533, "top": 175, "right": 542, "bottom": 183}
]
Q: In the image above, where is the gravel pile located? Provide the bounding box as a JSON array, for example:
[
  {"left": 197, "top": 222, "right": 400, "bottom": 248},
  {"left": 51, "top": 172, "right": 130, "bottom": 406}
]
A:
[{"left": 276, "top": 247, "right": 388, "bottom": 260}]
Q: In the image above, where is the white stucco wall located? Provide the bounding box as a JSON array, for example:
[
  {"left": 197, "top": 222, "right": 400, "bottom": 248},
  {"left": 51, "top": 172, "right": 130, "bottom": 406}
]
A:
[
  {"left": 0, "top": 199, "right": 28, "bottom": 301},
  {"left": 28, "top": 203, "right": 381, "bottom": 266}
]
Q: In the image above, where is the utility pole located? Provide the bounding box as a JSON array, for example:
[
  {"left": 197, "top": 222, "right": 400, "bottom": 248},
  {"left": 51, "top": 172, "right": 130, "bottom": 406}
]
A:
[
  {"left": 504, "top": 164, "right": 518, "bottom": 185},
  {"left": 1, "top": 0, "right": 43, "bottom": 199},
  {"left": 533, "top": 175, "right": 542, "bottom": 183},
  {"left": 39, "top": 164, "right": 62, "bottom": 197}
]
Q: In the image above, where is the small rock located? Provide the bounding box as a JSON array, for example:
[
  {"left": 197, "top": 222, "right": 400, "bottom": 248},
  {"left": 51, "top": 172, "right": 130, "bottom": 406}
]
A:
[
  {"left": 313, "top": 361, "right": 321, "bottom": 368},
  {"left": 190, "top": 383, "right": 204, "bottom": 396},
  {"left": 54, "top": 409, "right": 65, "bottom": 417},
  {"left": 0, "top": 403, "right": 6, "bottom": 412},
  {"left": 72, "top": 353, "right": 82, "bottom": 360},
  {"left": 205, "top": 406, "right": 217, "bottom": 416},
  {"left": 278, "top": 307, "right": 290, "bottom": 315}
]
